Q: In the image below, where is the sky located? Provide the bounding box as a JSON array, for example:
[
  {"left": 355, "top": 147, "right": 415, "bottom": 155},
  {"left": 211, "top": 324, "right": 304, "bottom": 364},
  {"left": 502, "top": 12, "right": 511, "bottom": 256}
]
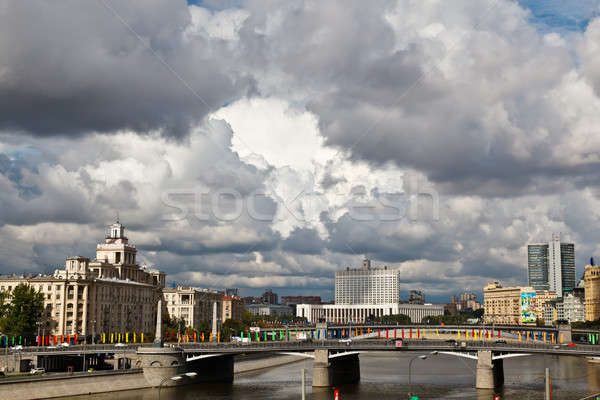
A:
[{"left": 1, "top": 0, "right": 600, "bottom": 303}]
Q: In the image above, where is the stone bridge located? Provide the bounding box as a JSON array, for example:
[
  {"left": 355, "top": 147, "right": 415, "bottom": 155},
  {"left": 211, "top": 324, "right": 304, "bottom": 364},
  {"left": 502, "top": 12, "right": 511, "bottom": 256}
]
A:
[{"left": 6, "top": 338, "right": 600, "bottom": 389}]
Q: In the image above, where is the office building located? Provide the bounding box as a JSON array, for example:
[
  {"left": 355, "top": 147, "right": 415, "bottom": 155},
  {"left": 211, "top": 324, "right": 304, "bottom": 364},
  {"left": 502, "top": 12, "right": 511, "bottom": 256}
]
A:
[
  {"left": 483, "top": 281, "right": 557, "bottom": 325},
  {"left": 408, "top": 290, "right": 425, "bottom": 304},
  {"left": 261, "top": 289, "right": 278, "bottom": 305},
  {"left": 335, "top": 259, "right": 400, "bottom": 305},
  {"left": 162, "top": 286, "right": 223, "bottom": 330},
  {"left": 528, "top": 234, "right": 576, "bottom": 296},
  {"left": 0, "top": 220, "right": 166, "bottom": 337},
  {"left": 225, "top": 288, "right": 239, "bottom": 297},
  {"left": 584, "top": 259, "right": 600, "bottom": 321}
]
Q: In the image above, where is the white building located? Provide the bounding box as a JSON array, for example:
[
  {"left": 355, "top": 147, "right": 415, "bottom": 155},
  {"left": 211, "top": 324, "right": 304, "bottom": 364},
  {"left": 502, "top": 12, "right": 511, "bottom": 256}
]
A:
[
  {"left": 335, "top": 259, "right": 400, "bottom": 305},
  {"left": 543, "top": 293, "right": 585, "bottom": 325},
  {"left": 245, "top": 304, "right": 292, "bottom": 316},
  {"left": 296, "top": 303, "right": 444, "bottom": 324},
  {"left": 162, "top": 286, "right": 223, "bottom": 330}
]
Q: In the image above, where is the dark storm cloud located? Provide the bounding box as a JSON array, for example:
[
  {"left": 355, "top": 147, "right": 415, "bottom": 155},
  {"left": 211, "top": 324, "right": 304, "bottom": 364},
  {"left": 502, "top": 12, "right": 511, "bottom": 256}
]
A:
[
  {"left": 281, "top": 227, "right": 324, "bottom": 255},
  {"left": 0, "top": 0, "right": 246, "bottom": 138}
]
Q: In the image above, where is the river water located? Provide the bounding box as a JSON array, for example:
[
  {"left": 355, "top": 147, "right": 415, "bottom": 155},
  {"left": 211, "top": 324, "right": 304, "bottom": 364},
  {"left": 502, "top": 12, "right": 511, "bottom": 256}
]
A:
[{"left": 86, "top": 352, "right": 600, "bottom": 399}]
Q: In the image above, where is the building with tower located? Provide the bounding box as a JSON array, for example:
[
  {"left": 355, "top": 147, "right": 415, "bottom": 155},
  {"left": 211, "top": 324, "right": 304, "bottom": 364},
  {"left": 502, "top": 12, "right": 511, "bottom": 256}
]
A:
[{"left": 0, "top": 220, "right": 166, "bottom": 338}]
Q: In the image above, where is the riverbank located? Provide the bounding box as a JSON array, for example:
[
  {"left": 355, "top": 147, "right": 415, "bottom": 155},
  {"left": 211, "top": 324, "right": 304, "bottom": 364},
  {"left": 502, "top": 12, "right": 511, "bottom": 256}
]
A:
[{"left": 0, "top": 353, "right": 307, "bottom": 399}]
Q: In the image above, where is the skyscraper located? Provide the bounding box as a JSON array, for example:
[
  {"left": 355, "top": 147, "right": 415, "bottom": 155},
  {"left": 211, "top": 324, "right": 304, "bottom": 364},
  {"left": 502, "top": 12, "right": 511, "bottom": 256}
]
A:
[
  {"left": 335, "top": 258, "right": 400, "bottom": 305},
  {"left": 528, "top": 234, "right": 575, "bottom": 296}
]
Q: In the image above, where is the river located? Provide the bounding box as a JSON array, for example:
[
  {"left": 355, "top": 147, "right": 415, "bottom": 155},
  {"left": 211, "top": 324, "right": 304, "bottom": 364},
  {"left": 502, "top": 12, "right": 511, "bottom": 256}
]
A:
[{"left": 83, "top": 352, "right": 600, "bottom": 399}]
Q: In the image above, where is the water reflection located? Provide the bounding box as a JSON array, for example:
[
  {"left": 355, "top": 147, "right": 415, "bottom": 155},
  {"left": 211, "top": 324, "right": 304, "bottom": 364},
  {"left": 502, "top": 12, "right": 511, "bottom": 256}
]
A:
[{"left": 56, "top": 353, "right": 600, "bottom": 400}]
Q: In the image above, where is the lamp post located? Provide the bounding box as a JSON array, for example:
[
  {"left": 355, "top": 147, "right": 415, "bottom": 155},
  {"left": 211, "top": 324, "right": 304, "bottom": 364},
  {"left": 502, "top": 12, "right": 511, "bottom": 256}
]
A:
[
  {"left": 157, "top": 372, "right": 197, "bottom": 400},
  {"left": 408, "top": 351, "right": 438, "bottom": 399}
]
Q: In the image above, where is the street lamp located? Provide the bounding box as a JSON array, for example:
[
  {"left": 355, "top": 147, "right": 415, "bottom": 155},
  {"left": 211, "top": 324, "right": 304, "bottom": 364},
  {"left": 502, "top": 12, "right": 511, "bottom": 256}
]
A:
[
  {"left": 408, "top": 352, "right": 438, "bottom": 399},
  {"left": 157, "top": 372, "right": 197, "bottom": 400}
]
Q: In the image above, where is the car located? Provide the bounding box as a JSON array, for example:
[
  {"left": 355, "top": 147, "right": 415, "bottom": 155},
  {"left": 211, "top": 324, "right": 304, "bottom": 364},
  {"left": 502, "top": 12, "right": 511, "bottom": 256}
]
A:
[
  {"left": 115, "top": 343, "right": 127, "bottom": 347},
  {"left": 60, "top": 342, "right": 70, "bottom": 347},
  {"left": 494, "top": 340, "right": 507, "bottom": 344},
  {"left": 339, "top": 338, "right": 352, "bottom": 345},
  {"left": 567, "top": 343, "right": 577, "bottom": 348},
  {"left": 11, "top": 345, "right": 23, "bottom": 351},
  {"left": 46, "top": 345, "right": 58, "bottom": 349},
  {"left": 445, "top": 339, "right": 457, "bottom": 344},
  {"left": 30, "top": 367, "right": 46, "bottom": 374}
]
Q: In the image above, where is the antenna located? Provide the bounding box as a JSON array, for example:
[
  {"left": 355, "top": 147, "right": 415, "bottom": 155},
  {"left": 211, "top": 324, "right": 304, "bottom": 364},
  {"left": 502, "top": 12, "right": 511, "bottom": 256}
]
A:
[{"left": 116, "top": 211, "right": 120, "bottom": 223}]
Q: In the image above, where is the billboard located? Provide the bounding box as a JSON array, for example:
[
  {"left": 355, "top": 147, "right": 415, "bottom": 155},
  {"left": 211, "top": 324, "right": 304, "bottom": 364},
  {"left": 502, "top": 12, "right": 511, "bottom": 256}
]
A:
[{"left": 521, "top": 292, "right": 536, "bottom": 323}]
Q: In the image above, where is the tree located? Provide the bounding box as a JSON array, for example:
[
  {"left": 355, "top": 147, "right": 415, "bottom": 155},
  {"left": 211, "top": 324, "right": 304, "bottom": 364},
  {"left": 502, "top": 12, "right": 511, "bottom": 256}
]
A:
[
  {"left": 0, "top": 284, "right": 45, "bottom": 337},
  {"left": 373, "top": 314, "right": 411, "bottom": 324}
]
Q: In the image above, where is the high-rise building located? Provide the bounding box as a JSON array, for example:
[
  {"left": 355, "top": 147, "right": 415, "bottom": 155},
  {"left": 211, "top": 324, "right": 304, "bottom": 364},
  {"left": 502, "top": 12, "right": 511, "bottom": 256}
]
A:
[
  {"left": 409, "top": 290, "right": 425, "bottom": 304},
  {"left": 528, "top": 234, "right": 575, "bottom": 296},
  {"left": 335, "top": 259, "right": 400, "bottom": 305},
  {"left": 261, "top": 289, "right": 278, "bottom": 304},
  {"left": 297, "top": 258, "right": 441, "bottom": 323}
]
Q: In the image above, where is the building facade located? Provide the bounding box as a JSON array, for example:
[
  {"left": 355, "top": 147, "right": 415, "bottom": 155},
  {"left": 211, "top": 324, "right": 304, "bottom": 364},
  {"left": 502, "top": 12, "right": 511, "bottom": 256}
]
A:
[
  {"left": 222, "top": 295, "right": 243, "bottom": 321},
  {"left": 261, "top": 289, "right": 278, "bottom": 305},
  {"left": 528, "top": 234, "right": 576, "bottom": 296},
  {"left": 408, "top": 290, "right": 425, "bottom": 304},
  {"left": 162, "top": 286, "right": 223, "bottom": 330},
  {"left": 0, "top": 221, "right": 166, "bottom": 337},
  {"left": 543, "top": 293, "right": 585, "bottom": 325},
  {"left": 335, "top": 259, "right": 400, "bottom": 305},
  {"left": 584, "top": 261, "right": 600, "bottom": 321},
  {"left": 483, "top": 281, "right": 557, "bottom": 325},
  {"left": 296, "top": 303, "right": 444, "bottom": 324}
]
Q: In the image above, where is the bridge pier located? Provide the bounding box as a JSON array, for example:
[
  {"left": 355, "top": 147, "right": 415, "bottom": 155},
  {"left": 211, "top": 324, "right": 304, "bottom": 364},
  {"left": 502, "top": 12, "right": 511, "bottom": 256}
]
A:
[
  {"left": 476, "top": 351, "right": 503, "bottom": 390},
  {"left": 312, "top": 349, "right": 360, "bottom": 387}
]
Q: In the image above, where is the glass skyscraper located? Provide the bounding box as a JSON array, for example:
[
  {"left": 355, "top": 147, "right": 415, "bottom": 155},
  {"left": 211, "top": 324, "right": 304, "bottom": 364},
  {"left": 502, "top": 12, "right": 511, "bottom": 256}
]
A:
[
  {"left": 528, "top": 244, "right": 549, "bottom": 291},
  {"left": 528, "top": 234, "right": 576, "bottom": 296}
]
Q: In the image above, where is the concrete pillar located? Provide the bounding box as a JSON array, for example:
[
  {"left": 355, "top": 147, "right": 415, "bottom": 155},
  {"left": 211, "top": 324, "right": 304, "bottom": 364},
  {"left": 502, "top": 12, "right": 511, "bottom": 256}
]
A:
[
  {"left": 316, "top": 323, "right": 327, "bottom": 341},
  {"left": 312, "top": 350, "right": 360, "bottom": 387},
  {"left": 558, "top": 325, "right": 572, "bottom": 343},
  {"left": 476, "top": 351, "right": 503, "bottom": 390}
]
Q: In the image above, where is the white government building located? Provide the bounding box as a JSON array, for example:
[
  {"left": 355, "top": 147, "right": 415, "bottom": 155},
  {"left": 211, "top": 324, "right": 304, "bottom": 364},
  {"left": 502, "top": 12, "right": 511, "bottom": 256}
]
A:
[{"left": 297, "top": 259, "right": 443, "bottom": 323}]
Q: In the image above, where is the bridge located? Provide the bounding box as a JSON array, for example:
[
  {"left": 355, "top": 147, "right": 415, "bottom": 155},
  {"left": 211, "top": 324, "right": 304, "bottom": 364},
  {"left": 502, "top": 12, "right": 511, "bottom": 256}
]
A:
[{"left": 6, "top": 337, "right": 600, "bottom": 389}]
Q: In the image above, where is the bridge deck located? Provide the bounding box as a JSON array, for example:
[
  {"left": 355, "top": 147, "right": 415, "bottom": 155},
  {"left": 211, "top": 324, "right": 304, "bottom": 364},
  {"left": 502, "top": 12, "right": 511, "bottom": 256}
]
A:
[{"left": 10, "top": 339, "right": 600, "bottom": 357}]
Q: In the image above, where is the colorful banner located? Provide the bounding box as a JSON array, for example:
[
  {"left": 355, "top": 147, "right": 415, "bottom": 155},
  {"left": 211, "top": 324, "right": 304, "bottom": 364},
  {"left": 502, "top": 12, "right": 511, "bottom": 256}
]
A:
[{"left": 520, "top": 292, "right": 536, "bottom": 323}]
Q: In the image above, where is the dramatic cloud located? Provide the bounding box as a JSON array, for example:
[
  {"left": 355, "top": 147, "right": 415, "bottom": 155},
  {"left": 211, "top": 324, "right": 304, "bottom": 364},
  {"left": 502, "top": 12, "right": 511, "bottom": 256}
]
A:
[{"left": 2, "top": 0, "right": 600, "bottom": 301}]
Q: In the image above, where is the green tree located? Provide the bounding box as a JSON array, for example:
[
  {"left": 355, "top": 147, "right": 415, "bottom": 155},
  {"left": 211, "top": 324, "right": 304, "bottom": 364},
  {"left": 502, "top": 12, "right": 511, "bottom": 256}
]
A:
[
  {"left": 373, "top": 314, "right": 411, "bottom": 324},
  {"left": 0, "top": 284, "right": 44, "bottom": 337}
]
